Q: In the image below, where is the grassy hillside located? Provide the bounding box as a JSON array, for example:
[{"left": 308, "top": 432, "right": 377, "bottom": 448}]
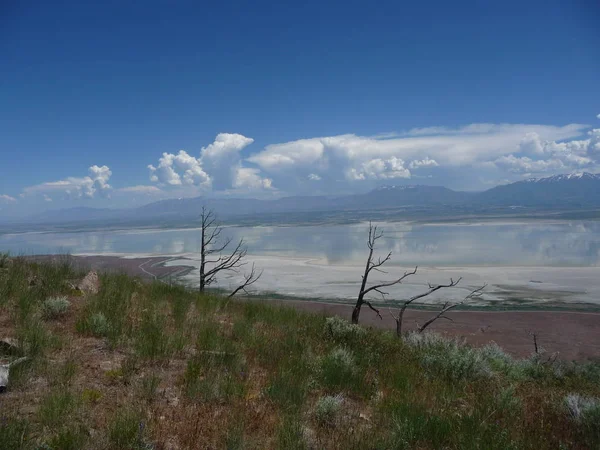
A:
[{"left": 1, "top": 254, "right": 600, "bottom": 449}]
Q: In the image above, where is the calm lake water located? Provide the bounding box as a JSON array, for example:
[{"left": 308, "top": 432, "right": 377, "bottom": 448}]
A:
[
  {"left": 1, "top": 221, "right": 600, "bottom": 267},
  {"left": 2, "top": 221, "right": 600, "bottom": 305}
]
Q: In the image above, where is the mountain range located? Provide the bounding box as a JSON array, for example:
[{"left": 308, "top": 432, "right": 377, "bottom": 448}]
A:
[{"left": 15, "top": 172, "right": 600, "bottom": 228}]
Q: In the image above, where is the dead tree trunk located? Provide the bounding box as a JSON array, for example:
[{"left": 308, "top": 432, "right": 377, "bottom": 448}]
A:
[
  {"left": 352, "top": 222, "right": 417, "bottom": 324},
  {"left": 352, "top": 222, "right": 486, "bottom": 331},
  {"left": 198, "top": 207, "right": 251, "bottom": 293}
]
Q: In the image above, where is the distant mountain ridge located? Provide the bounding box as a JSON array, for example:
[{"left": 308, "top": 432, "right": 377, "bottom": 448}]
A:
[
  {"left": 16, "top": 172, "right": 600, "bottom": 226},
  {"left": 477, "top": 172, "right": 600, "bottom": 207}
]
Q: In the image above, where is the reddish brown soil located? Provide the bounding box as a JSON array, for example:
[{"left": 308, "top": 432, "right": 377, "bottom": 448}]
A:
[{"left": 283, "top": 300, "right": 600, "bottom": 360}]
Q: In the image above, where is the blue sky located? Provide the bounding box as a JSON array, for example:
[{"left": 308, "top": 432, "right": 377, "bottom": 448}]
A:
[{"left": 1, "top": 0, "right": 599, "bottom": 216}]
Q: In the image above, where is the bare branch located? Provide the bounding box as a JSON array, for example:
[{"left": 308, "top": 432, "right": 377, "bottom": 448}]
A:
[
  {"left": 352, "top": 221, "right": 482, "bottom": 330},
  {"left": 417, "top": 284, "right": 487, "bottom": 333},
  {"left": 204, "top": 226, "right": 224, "bottom": 249},
  {"left": 361, "top": 266, "right": 419, "bottom": 297},
  {"left": 529, "top": 330, "right": 539, "bottom": 355},
  {"left": 205, "top": 236, "right": 232, "bottom": 255},
  {"left": 198, "top": 208, "right": 251, "bottom": 293},
  {"left": 228, "top": 263, "right": 263, "bottom": 298},
  {"left": 367, "top": 252, "right": 392, "bottom": 274},
  {"left": 363, "top": 300, "right": 382, "bottom": 320},
  {"left": 400, "top": 276, "right": 462, "bottom": 307}
]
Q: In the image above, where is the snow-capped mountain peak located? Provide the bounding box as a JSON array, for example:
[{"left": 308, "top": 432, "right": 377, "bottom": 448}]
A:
[{"left": 522, "top": 172, "right": 600, "bottom": 184}]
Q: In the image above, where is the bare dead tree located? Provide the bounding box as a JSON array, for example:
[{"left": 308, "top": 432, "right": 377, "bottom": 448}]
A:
[
  {"left": 416, "top": 284, "right": 486, "bottom": 334},
  {"left": 227, "top": 263, "right": 263, "bottom": 298},
  {"left": 198, "top": 207, "right": 248, "bottom": 293},
  {"left": 387, "top": 276, "right": 462, "bottom": 336},
  {"left": 351, "top": 222, "right": 418, "bottom": 324},
  {"left": 529, "top": 331, "right": 539, "bottom": 355},
  {"left": 351, "top": 223, "right": 487, "bottom": 334}
]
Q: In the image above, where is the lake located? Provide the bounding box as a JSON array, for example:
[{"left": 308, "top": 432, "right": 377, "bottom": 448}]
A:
[{"left": 1, "top": 221, "right": 600, "bottom": 306}]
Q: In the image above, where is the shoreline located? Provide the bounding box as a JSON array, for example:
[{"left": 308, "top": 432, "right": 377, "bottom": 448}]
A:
[
  {"left": 19, "top": 254, "right": 600, "bottom": 359},
  {"left": 24, "top": 253, "right": 600, "bottom": 311}
]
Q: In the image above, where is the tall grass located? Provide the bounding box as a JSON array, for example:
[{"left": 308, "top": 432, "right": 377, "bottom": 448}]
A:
[{"left": 2, "top": 256, "right": 600, "bottom": 449}]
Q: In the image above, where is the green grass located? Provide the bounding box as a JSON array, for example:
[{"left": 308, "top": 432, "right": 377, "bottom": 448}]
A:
[
  {"left": 38, "top": 390, "right": 77, "bottom": 428},
  {"left": 2, "top": 256, "right": 600, "bottom": 449},
  {"left": 0, "top": 417, "right": 29, "bottom": 450},
  {"left": 107, "top": 408, "right": 149, "bottom": 450}
]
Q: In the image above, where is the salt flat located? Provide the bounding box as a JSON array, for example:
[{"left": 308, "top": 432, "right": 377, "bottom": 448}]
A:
[{"left": 166, "top": 254, "right": 600, "bottom": 307}]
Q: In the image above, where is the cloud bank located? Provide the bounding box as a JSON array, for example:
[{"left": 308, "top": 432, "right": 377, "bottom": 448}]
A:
[
  {"left": 247, "top": 123, "right": 594, "bottom": 190},
  {"left": 8, "top": 117, "right": 600, "bottom": 216},
  {"left": 148, "top": 133, "right": 272, "bottom": 192},
  {"left": 22, "top": 165, "right": 113, "bottom": 200}
]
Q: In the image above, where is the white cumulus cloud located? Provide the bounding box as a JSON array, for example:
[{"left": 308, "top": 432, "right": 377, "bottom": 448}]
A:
[
  {"left": 22, "top": 165, "right": 113, "bottom": 200},
  {"left": 495, "top": 127, "right": 600, "bottom": 175},
  {"left": 409, "top": 157, "right": 439, "bottom": 169},
  {"left": 233, "top": 168, "right": 273, "bottom": 190},
  {"left": 200, "top": 133, "right": 255, "bottom": 190},
  {"left": 348, "top": 156, "right": 411, "bottom": 180},
  {"left": 247, "top": 123, "right": 588, "bottom": 190},
  {"left": 148, "top": 150, "right": 211, "bottom": 187},
  {"left": 148, "top": 133, "right": 271, "bottom": 192}
]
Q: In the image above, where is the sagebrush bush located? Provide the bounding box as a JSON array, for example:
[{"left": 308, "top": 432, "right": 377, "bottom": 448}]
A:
[
  {"left": 405, "top": 332, "right": 491, "bottom": 382},
  {"left": 324, "top": 316, "right": 366, "bottom": 343},
  {"left": 314, "top": 394, "right": 344, "bottom": 426},
  {"left": 42, "top": 296, "right": 71, "bottom": 319},
  {"left": 565, "top": 394, "right": 600, "bottom": 422},
  {"left": 496, "top": 385, "right": 522, "bottom": 414},
  {"left": 319, "top": 347, "right": 358, "bottom": 390},
  {"left": 87, "top": 312, "right": 110, "bottom": 337}
]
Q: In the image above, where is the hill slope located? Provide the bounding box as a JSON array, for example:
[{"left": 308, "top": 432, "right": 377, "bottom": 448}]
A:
[{"left": 1, "top": 257, "right": 600, "bottom": 448}]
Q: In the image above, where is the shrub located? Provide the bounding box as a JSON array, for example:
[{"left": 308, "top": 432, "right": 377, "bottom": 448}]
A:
[
  {"left": 496, "top": 386, "right": 522, "bottom": 414},
  {"left": 42, "top": 296, "right": 70, "bottom": 320},
  {"left": 87, "top": 312, "right": 110, "bottom": 337},
  {"left": 320, "top": 347, "right": 358, "bottom": 390},
  {"left": 314, "top": 394, "right": 344, "bottom": 426},
  {"left": 565, "top": 394, "right": 600, "bottom": 445},
  {"left": 324, "top": 316, "right": 366, "bottom": 343},
  {"left": 405, "top": 332, "right": 491, "bottom": 382},
  {"left": 565, "top": 394, "right": 600, "bottom": 422}
]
